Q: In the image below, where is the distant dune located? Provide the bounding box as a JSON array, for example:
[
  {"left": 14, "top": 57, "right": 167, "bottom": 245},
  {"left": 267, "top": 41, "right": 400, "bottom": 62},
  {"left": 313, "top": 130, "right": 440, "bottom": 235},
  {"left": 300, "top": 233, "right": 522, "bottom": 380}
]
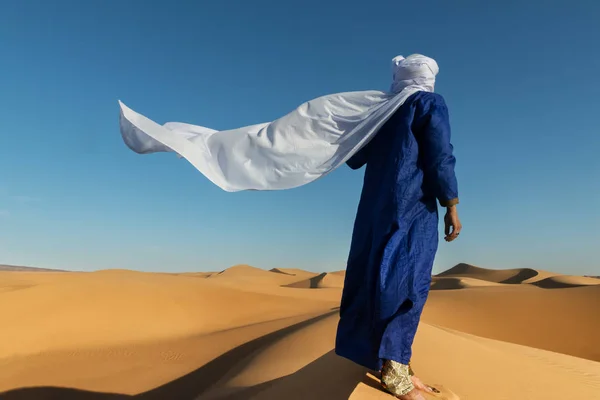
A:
[
  {"left": 1, "top": 263, "right": 599, "bottom": 400},
  {"left": 207, "top": 265, "right": 310, "bottom": 287},
  {"left": 0, "top": 264, "right": 66, "bottom": 272},
  {"left": 530, "top": 275, "right": 600, "bottom": 288},
  {"left": 213, "top": 264, "right": 273, "bottom": 277},
  {"left": 430, "top": 276, "right": 506, "bottom": 290},
  {"left": 92, "top": 268, "right": 146, "bottom": 274},
  {"left": 178, "top": 272, "right": 215, "bottom": 278},
  {"left": 269, "top": 268, "right": 319, "bottom": 278},
  {"left": 284, "top": 272, "right": 345, "bottom": 289},
  {"left": 208, "top": 265, "right": 289, "bottom": 281},
  {"left": 269, "top": 268, "right": 296, "bottom": 275},
  {"left": 436, "top": 263, "right": 557, "bottom": 284}
]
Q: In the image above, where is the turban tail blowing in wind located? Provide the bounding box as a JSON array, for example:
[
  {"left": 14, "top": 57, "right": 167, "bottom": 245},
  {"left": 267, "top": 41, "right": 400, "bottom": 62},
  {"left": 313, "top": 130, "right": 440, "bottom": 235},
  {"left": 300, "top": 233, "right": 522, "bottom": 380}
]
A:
[{"left": 118, "top": 54, "right": 439, "bottom": 191}]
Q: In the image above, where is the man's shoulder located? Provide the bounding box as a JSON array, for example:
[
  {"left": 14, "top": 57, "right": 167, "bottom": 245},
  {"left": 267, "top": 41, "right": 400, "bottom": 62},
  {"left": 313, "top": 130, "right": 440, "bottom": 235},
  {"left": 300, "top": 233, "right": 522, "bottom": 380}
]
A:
[
  {"left": 406, "top": 92, "right": 449, "bottom": 123},
  {"left": 414, "top": 91, "right": 447, "bottom": 107}
]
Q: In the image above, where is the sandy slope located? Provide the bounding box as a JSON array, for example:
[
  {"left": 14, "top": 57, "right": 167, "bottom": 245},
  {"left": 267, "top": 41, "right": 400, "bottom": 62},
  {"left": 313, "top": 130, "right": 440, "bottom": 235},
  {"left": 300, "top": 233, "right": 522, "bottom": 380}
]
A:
[
  {"left": 435, "top": 263, "right": 559, "bottom": 284},
  {"left": 425, "top": 284, "right": 600, "bottom": 361},
  {"left": 284, "top": 272, "right": 345, "bottom": 289},
  {"left": 269, "top": 268, "right": 319, "bottom": 278},
  {"left": 430, "top": 276, "right": 506, "bottom": 290},
  {"left": 0, "top": 268, "right": 337, "bottom": 358},
  {"left": 531, "top": 275, "right": 600, "bottom": 288},
  {"left": 0, "top": 264, "right": 599, "bottom": 400}
]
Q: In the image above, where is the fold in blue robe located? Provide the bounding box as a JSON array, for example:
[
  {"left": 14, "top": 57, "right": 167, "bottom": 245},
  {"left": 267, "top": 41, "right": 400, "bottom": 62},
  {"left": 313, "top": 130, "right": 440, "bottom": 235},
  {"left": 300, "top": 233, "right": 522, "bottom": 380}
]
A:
[{"left": 335, "top": 91, "right": 458, "bottom": 371}]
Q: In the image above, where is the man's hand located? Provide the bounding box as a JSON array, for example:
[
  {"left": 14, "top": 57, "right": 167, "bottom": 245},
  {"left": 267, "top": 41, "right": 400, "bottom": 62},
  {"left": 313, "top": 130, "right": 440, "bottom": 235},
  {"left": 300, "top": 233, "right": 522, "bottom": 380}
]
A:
[{"left": 444, "top": 206, "right": 462, "bottom": 242}]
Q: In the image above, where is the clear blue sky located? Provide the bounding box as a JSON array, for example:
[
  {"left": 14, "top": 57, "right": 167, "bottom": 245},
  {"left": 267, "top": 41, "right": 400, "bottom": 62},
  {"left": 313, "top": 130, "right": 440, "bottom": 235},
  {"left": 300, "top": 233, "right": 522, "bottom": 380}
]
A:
[{"left": 1, "top": 0, "right": 599, "bottom": 274}]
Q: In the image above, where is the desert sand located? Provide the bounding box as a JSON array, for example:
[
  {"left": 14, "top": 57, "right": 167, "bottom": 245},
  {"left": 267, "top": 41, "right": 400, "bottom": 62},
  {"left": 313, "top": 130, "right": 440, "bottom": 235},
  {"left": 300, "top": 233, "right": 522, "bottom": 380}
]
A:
[{"left": 0, "top": 263, "right": 599, "bottom": 400}]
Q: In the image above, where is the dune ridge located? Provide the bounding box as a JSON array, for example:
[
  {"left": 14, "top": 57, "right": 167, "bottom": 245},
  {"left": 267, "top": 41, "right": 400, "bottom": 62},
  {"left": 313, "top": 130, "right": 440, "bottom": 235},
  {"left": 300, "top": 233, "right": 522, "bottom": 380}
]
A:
[
  {"left": 430, "top": 276, "right": 506, "bottom": 290},
  {"left": 530, "top": 275, "right": 600, "bottom": 288},
  {"left": 0, "top": 264, "right": 67, "bottom": 272},
  {"left": 269, "top": 268, "right": 296, "bottom": 276},
  {"left": 436, "top": 263, "right": 560, "bottom": 284},
  {"left": 284, "top": 272, "right": 345, "bottom": 289}
]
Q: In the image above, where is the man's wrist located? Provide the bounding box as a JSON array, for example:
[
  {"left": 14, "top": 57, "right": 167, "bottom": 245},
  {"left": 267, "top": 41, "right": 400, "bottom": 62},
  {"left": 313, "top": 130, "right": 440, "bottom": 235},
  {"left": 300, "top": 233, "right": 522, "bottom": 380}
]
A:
[{"left": 440, "top": 197, "right": 459, "bottom": 207}]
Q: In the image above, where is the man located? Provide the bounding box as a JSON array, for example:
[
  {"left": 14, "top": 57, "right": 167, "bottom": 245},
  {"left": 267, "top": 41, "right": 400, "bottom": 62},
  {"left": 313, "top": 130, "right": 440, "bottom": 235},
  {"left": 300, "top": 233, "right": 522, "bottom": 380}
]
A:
[
  {"left": 118, "top": 54, "right": 459, "bottom": 398},
  {"left": 335, "top": 62, "right": 461, "bottom": 399}
]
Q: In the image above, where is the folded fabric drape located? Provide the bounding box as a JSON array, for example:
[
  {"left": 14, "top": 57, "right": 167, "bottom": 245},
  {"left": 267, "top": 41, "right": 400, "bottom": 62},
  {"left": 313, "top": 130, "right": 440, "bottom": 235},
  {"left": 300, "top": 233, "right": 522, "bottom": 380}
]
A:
[{"left": 118, "top": 54, "right": 438, "bottom": 191}]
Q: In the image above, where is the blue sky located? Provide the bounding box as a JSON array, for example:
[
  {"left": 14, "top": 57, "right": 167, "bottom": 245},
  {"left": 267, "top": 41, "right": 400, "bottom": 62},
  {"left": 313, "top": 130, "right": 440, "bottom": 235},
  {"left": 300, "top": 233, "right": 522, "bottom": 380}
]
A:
[{"left": 1, "top": 0, "right": 599, "bottom": 275}]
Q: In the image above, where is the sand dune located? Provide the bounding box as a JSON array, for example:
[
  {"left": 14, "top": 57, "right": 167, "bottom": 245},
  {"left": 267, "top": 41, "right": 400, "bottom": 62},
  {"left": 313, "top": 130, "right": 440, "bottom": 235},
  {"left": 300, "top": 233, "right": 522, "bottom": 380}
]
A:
[
  {"left": 269, "top": 268, "right": 318, "bottom": 278},
  {"left": 209, "top": 265, "right": 314, "bottom": 283},
  {"left": 0, "top": 269, "right": 336, "bottom": 359},
  {"left": 0, "top": 264, "right": 599, "bottom": 400},
  {"left": 425, "top": 284, "right": 600, "bottom": 361},
  {"left": 430, "top": 276, "right": 506, "bottom": 290},
  {"left": 0, "top": 264, "right": 66, "bottom": 272},
  {"left": 529, "top": 275, "right": 600, "bottom": 288},
  {"left": 92, "top": 268, "right": 147, "bottom": 275},
  {"left": 204, "top": 266, "right": 339, "bottom": 302},
  {"left": 284, "top": 272, "right": 345, "bottom": 289},
  {"left": 205, "top": 265, "right": 306, "bottom": 288},
  {"left": 213, "top": 264, "right": 275, "bottom": 277},
  {"left": 269, "top": 268, "right": 296, "bottom": 275},
  {"left": 178, "top": 272, "right": 215, "bottom": 278},
  {"left": 436, "top": 263, "right": 558, "bottom": 284}
]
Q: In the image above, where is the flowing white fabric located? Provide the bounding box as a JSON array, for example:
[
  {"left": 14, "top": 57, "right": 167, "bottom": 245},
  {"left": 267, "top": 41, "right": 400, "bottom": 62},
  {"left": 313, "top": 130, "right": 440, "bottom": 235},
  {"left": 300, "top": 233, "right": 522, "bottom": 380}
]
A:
[{"left": 119, "top": 54, "right": 439, "bottom": 191}]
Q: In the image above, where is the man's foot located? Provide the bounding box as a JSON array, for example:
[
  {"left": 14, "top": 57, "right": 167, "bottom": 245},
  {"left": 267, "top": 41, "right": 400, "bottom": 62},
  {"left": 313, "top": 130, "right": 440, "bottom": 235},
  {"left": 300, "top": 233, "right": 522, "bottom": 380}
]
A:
[
  {"left": 381, "top": 360, "right": 427, "bottom": 399},
  {"left": 411, "top": 375, "right": 436, "bottom": 394},
  {"left": 381, "top": 359, "right": 440, "bottom": 399},
  {"left": 394, "top": 388, "right": 427, "bottom": 400},
  {"left": 390, "top": 376, "right": 434, "bottom": 399}
]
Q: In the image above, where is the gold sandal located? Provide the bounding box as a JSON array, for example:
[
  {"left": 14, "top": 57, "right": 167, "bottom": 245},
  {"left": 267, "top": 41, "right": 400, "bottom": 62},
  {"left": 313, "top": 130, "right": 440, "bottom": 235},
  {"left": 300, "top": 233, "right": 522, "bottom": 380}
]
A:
[{"left": 381, "top": 360, "right": 415, "bottom": 397}]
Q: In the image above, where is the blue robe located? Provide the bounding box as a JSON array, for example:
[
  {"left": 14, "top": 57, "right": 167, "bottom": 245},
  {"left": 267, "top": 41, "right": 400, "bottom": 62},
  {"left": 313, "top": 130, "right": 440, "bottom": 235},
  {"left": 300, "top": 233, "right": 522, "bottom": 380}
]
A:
[{"left": 335, "top": 91, "right": 458, "bottom": 371}]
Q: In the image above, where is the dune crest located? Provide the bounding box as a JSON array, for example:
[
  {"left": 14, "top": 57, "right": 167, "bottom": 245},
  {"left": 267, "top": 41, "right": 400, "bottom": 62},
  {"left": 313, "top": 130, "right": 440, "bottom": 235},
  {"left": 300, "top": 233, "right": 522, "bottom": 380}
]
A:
[
  {"left": 92, "top": 268, "right": 145, "bottom": 274},
  {"left": 530, "top": 275, "right": 600, "bottom": 288},
  {"left": 178, "top": 272, "right": 215, "bottom": 278},
  {"left": 436, "top": 263, "right": 558, "bottom": 284},
  {"left": 213, "top": 264, "right": 268, "bottom": 276},
  {"left": 284, "top": 272, "right": 345, "bottom": 289},
  {"left": 0, "top": 264, "right": 66, "bottom": 272},
  {"left": 269, "top": 268, "right": 320, "bottom": 281},
  {"left": 269, "top": 268, "right": 296, "bottom": 275},
  {"left": 430, "top": 276, "right": 506, "bottom": 290}
]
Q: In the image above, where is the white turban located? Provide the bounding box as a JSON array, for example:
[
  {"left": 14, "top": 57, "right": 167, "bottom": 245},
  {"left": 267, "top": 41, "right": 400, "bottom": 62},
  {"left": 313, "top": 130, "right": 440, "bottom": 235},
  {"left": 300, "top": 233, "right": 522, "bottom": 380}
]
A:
[{"left": 390, "top": 54, "right": 439, "bottom": 94}]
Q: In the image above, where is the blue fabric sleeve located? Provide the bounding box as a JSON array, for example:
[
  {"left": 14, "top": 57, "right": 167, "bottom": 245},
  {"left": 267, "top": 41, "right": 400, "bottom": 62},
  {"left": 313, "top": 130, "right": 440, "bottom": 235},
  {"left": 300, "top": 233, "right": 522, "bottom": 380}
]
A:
[
  {"left": 346, "top": 143, "right": 370, "bottom": 170},
  {"left": 414, "top": 95, "right": 459, "bottom": 206}
]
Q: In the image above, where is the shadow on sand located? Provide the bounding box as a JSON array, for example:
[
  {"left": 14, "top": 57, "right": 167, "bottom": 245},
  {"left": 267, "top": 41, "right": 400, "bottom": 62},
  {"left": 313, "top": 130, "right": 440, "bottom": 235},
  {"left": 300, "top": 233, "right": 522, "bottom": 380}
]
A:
[{"left": 0, "top": 312, "right": 368, "bottom": 400}]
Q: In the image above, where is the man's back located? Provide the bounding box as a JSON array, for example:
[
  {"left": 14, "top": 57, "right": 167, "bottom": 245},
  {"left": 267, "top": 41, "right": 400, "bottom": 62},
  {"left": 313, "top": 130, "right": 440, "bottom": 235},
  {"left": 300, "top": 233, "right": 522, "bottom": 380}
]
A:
[{"left": 347, "top": 91, "right": 451, "bottom": 224}]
